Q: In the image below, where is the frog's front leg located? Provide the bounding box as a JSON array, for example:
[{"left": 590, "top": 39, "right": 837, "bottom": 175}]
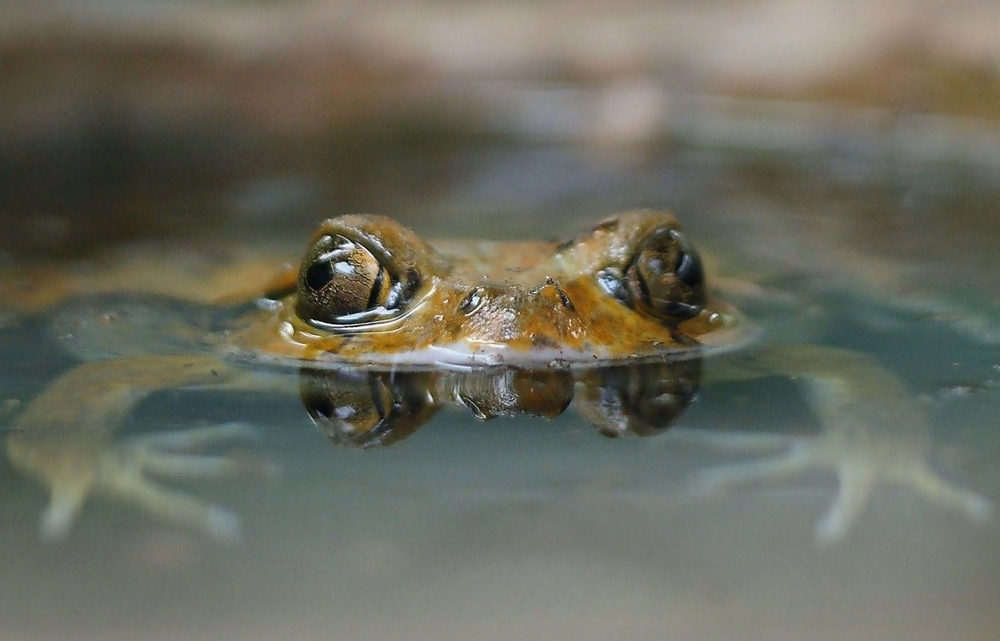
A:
[
  {"left": 686, "top": 345, "right": 993, "bottom": 544},
  {"left": 8, "top": 355, "right": 277, "bottom": 542}
]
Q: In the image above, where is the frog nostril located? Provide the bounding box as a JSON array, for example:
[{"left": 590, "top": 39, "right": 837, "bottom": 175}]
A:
[
  {"left": 533, "top": 278, "right": 575, "bottom": 312},
  {"left": 458, "top": 287, "right": 486, "bottom": 314},
  {"left": 555, "top": 285, "right": 574, "bottom": 311}
]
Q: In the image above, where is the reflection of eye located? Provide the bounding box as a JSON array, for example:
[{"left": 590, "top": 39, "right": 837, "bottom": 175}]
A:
[
  {"left": 577, "top": 359, "right": 702, "bottom": 437},
  {"left": 598, "top": 228, "right": 706, "bottom": 323},
  {"left": 296, "top": 234, "right": 408, "bottom": 325},
  {"left": 299, "top": 369, "right": 436, "bottom": 448}
]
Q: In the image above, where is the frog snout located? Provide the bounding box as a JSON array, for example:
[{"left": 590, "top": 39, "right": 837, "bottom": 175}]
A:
[
  {"left": 532, "top": 278, "right": 576, "bottom": 312},
  {"left": 455, "top": 280, "right": 580, "bottom": 346}
]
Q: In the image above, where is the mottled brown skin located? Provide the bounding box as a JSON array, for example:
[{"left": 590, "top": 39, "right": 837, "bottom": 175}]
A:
[
  {"left": 231, "top": 211, "right": 734, "bottom": 366},
  {"left": 4, "top": 210, "right": 991, "bottom": 544}
]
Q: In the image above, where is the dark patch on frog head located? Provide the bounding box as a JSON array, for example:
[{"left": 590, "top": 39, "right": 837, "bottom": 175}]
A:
[
  {"left": 555, "top": 284, "right": 574, "bottom": 312},
  {"left": 530, "top": 334, "right": 560, "bottom": 349},
  {"left": 534, "top": 277, "right": 575, "bottom": 312},
  {"left": 554, "top": 237, "right": 576, "bottom": 254},
  {"left": 556, "top": 217, "right": 620, "bottom": 254},
  {"left": 591, "top": 218, "right": 620, "bottom": 233},
  {"left": 668, "top": 327, "right": 701, "bottom": 348}
]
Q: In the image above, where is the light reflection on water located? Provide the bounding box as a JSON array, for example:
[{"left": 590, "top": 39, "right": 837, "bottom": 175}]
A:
[{"left": 1, "top": 127, "right": 999, "bottom": 641}]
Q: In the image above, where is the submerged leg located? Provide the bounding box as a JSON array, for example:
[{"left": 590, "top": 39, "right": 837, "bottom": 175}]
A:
[
  {"left": 814, "top": 461, "right": 876, "bottom": 545},
  {"left": 9, "top": 356, "right": 284, "bottom": 542},
  {"left": 687, "top": 344, "right": 992, "bottom": 544},
  {"left": 102, "top": 468, "right": 244, "bottom": 543},
  {"left": 131, "top": 421, "right": 260, "bottom": 451},
  {"left": 11, "top": 424, "right": 271, "bottom": 544},
  {"left": 902, "top": 465, "right": 994, "bottom": 523},
  {"left": 690, "top": 443, "right": 815, "bottom": 496}
]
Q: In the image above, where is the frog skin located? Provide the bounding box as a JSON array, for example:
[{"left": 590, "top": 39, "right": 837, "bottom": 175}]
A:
[
  {"left": 229, "top": 211, "right": 736, "bottom": 366},
  {"left": 4, "top": 211, "right": 992, "bottom": 544}
]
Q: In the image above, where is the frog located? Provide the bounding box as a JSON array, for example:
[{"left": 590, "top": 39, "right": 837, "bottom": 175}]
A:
[{"left": 3, "top": 210, "right": 992, "bottom": 544}]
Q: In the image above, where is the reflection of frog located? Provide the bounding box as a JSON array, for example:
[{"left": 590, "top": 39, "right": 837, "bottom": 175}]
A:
[{"left": 4, "top": 211, "right": 992, "bottom": 544}]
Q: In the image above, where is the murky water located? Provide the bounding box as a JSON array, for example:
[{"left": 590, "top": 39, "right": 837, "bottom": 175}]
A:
[{"left": 2, "top": 104, "right": 999, "bottom": 641}]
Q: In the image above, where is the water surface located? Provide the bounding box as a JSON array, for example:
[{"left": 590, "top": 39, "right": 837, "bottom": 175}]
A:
[{"left": 1, "top": 106, "right": 998, "bottom": 641}]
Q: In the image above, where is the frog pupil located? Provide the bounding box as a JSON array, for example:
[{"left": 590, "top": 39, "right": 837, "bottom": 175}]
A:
[
  {"left": 305, "top": 258, "right": 336, "bottom": 291},
  {"left": 671, "top": 232, "right": 704, "bottom": 289},
  {"left": 366, "top": 265, "right": 385, "bottom": 309}
]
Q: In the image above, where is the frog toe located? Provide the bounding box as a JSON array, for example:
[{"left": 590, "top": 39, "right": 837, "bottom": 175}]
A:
[
  {"left": 901, "top": 465, "right": 994, "bottom": 524},
  {"left": 688, "top": 443, "right": 814, "bottom": 497},
  {"left": 815, "top": 461, "right": 877, "bottom": 545},
  {"left": 130, "top": 422, "right": 279, "bottom": 480},
  {"left": 101, "top": 470, "right": 244, "bottom": 544},
  {"left": 40, "top": 482, "right": 91, "bottom": 541},
  {"left": 145, "top": 450, "right": 278, "bottom": 481},
  {"left": 129, "top": 421, "right": 261, "bottom": 451}
]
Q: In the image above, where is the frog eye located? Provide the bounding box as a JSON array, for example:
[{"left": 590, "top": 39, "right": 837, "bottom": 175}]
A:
[
  {"left": 599, "top": 227, "right": 705, "bottom": 323},
  {"left": 296, "top": 234, "right": 408, "bottom": 325}
]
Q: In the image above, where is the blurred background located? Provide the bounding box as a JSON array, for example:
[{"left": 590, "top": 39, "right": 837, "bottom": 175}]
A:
[{"left": 3, "top": 0, "right": 999, "bottom": 257}]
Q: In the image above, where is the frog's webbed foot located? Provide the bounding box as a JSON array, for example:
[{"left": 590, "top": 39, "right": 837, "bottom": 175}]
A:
[
  {"left": 678, "top": 429, "right": 993, "bottom": 545},
  {"left": 11, "top": 422, "right": 273, "bottom": 543}
]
